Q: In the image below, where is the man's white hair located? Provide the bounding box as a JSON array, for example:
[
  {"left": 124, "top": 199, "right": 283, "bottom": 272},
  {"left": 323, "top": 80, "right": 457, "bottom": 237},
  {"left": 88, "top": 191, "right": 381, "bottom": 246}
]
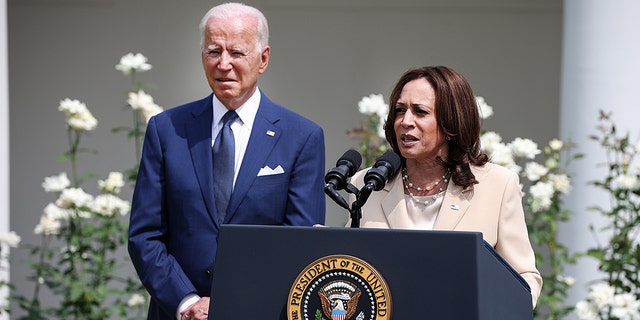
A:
[{"left": 198, "top": 2, "right": 269, "bottom": 51}]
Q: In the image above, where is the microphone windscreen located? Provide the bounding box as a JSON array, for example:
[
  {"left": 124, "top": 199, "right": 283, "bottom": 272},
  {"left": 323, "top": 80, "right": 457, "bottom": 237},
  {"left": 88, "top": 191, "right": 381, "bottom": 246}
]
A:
[
  {"left": 376, "top": 151, "right": 401, "bottom": 175},
  {"left": 338, "top": 149, "right": 363, "bottom": 176}
]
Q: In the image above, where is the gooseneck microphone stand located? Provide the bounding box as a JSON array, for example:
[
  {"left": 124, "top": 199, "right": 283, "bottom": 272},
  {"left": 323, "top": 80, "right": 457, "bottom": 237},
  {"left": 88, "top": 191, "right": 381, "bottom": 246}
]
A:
[
  {"left": 324, "top": 181, "right": 365, "bottom": 228},
  {"left": 345, "top": 183, "right": 365, "bottom": 228}
]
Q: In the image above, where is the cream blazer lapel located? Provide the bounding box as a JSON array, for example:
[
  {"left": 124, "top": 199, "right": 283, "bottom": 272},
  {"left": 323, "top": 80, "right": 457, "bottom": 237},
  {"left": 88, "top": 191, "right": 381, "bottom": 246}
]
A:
[
  {"left": 434, "top": 183, "right": 472, "bottom": 230},
  {"left": 374, "top": 173, "right": 409, "bottom": 228}
]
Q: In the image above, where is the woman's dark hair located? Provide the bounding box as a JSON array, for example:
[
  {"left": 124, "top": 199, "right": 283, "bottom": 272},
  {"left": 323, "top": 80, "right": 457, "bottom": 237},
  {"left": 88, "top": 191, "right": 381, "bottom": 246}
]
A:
[{"left": 384, "top": 66, "right": 489, "bottom": 189}]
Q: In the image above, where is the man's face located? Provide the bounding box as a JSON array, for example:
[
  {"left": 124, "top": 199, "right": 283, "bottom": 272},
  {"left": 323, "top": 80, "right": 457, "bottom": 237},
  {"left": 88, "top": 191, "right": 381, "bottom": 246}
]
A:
[{"left": 201, "top": 16, "right": 270, "bottom": 110}]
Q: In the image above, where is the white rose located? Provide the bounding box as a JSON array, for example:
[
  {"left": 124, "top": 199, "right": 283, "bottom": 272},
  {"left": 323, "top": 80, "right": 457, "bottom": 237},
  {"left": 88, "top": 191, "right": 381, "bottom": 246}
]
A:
[
  {"left": 34, "top": 215, "right": 62, "bottom": 236},
  {"left": 67, "top": 109, "right": 98, "bottom": 131},
  {"left": 475, "top": 96, "right": 494, "bottom": 119},
  {"left": 549, "top": 173, "right": 572, "bottom": 194},
  {"left": 58, "top": 99, "right": 97, "bottom": 131},
  {"left": 613, "top": 174, "right": 640, "bottom": 191},
  {"left": 489, "top": 143, "right": 520, "bottom": 173},
  {"left": 357, "top": 94, "right": 388, "bottom": 116},
  {"left": 0, "top": 230, "right": 21, "bottom": 248},
  {"left": 42, "top": 172, "right": 71, "bottom": 193},
  {"left": 611, "top": 293, "right": 640, "bottom": 319},
  {"left": 88, "top": 194, "right": 131, "bottom": 217},
  {"left": 98, "top": 172, "right": 126, "bottom": 194},
  {"left": 58, "top": 98, "right": 88, "bottom": 116},
  {"left": 55, "top": 187, "right": 93, "bottom": 209},
  {"left": 127, "top": 90, "right": 154, "bottom": 111},
  {"left": 524, "top": 162, "right": 548, "bottom": 182},
  {"left": 115, "top": 53, "right": 152, "bottom": 75},
  {"left": 549, "top": 139, "right": 564, "bottom": 151},
  {"left": 588, "top": 283, "right": 615, "bottom": 309},
  {"left": 127, "top": 90, "right": 163, "bottom": 122},
  {"left": 529, "top": 181, "right": 554, "bottom": 211},
  {"left": 509, "top": 137, "right": 541, "bottom": 159},
  {"left": 43, "top": 202, "right": 71, "bottom": 221},
  {"left": 480, "top": 131, "right": 503, "bottom": 154},
  {"left": 575, "top": 300, "right": 598, "bottom": 320}
]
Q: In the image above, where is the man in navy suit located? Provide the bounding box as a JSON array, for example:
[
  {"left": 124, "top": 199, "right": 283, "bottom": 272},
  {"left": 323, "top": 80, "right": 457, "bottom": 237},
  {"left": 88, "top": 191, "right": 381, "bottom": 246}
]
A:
[{"left": 127, "top": 3, "right": 326, "bottom": 319}]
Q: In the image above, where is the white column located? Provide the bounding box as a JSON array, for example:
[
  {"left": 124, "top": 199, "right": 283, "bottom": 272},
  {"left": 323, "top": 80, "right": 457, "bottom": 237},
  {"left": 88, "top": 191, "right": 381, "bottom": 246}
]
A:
[
  {"left": 0, "top": 0, "right": 9, "bottom": 318},
  {"left": 559, "top": 0, "right": 640, "bottom": 311}
]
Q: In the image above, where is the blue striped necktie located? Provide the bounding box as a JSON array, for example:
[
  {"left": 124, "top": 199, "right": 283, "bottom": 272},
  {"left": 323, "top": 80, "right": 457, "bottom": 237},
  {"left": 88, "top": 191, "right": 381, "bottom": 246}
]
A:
[{"left": 213, "top": 110, "right": 238, "bottom": 223}]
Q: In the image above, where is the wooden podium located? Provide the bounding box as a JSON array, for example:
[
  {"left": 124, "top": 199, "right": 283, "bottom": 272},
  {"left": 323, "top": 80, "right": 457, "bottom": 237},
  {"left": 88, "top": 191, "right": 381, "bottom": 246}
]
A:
[{"left": 208, "top": 225, "right": 532, "bottom": 319}]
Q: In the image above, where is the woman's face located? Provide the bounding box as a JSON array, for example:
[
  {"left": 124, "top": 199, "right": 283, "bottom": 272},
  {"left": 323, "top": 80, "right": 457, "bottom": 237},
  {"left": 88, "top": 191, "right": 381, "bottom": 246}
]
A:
[{"left": 393, "top": 78, "right": 448, "bottom": 163}]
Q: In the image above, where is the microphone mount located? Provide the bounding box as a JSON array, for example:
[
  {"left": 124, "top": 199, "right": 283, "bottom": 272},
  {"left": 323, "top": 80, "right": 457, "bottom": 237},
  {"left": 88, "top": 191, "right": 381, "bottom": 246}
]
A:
[{"left": 324, "top": 150, "right": 401, "bottom": 228}]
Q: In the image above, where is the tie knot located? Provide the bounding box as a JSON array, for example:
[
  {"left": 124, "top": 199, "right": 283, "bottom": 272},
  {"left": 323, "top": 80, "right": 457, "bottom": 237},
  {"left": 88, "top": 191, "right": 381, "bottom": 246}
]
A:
[{"left": 221, "top": 110, "right": 238, "bottom": 127}]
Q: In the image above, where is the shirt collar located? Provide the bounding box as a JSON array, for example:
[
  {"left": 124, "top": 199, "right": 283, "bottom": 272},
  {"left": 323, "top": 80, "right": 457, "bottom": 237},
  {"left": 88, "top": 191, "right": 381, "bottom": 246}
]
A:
[{"left": 212, "top": 88, "right": 261, "bottom": 128}]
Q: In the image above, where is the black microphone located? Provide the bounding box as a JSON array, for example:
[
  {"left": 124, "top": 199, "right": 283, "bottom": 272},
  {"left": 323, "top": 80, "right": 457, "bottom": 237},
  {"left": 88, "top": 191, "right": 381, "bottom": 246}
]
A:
[
  {"left": 324, "top": 150, "right": 362, "bottom": 209},
  {"left": 324, "top": 149, "right": 362, "bottom": 190},
  {"left": 355, "top": 151, "right": 401, "bottom": 209},
  {"left": 363, "top": 151, "right": 401, "bottom": 191}
]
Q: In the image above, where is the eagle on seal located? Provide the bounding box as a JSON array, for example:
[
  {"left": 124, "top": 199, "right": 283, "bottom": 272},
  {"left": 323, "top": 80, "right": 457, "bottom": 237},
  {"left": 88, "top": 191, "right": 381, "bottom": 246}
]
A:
[{"left": 319, "top": 289, "right": 361, "bottom": 320}]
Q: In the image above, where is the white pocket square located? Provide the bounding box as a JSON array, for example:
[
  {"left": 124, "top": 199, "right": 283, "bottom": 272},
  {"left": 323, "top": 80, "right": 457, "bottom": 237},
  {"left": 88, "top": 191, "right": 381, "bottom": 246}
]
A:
[{"left": 257, "top": 165, "right": 285, "bottom": 176}]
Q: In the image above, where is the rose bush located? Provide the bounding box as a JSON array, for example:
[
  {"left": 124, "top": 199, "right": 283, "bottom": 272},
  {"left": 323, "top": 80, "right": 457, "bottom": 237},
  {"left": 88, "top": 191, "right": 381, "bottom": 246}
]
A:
[
  {"left": 573, "top": 111, "right": 640, "bottom": 320},
  {"left": 7, "top": 53, "right": 161, "bottom": 319}
]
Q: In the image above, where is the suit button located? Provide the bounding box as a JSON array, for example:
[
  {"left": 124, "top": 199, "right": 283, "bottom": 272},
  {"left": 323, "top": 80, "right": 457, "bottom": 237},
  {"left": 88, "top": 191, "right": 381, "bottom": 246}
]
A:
[{"left": 205, "top": 270, "right": 211, "bottom": 278}]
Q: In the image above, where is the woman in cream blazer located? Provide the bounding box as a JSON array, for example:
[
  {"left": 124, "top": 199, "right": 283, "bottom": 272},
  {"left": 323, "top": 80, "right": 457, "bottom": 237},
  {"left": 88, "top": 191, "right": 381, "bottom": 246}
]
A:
[{"left": 348, "top": 66, "right": 542, "bottom": 307}]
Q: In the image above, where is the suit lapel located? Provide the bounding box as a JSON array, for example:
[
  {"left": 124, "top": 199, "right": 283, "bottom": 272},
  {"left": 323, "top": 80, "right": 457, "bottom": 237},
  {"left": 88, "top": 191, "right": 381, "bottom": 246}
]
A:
[
  {"left": 434, "top": 182, "right": 472, "bottom": 230},
  {"left": 225, "top": 95, "right": 281, "bottom": 222},
  {"left": 380, "top": 175, "right": 413, "bottom": 228},
  {"left": 186, "top": 95, "right": 218, "bottom": 225}
]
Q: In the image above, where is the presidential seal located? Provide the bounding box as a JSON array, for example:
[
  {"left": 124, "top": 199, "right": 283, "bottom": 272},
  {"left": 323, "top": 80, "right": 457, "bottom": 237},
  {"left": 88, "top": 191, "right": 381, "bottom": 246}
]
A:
[{"left": 287, "top": 255, "right": 392, "bottom": 320}]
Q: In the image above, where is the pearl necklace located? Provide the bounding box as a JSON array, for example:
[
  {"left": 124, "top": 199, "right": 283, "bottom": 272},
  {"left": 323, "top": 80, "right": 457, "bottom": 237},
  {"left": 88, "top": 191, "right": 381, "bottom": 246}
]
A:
[
  {"left": 402, "top": 167, "right": 450, "bottom": 206},
  {"left": 402, "top": 167, "right": 450, "bottom": 196}
]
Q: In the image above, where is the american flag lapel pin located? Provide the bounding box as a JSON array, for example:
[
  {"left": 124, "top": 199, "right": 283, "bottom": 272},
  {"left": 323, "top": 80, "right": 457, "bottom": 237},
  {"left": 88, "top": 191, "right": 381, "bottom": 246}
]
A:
[
  {"left": 450, "top": 204, "right": 459, "bottom": 210},
  {"left": 266, "top": 130, "right": 275, "bottom": 136}
]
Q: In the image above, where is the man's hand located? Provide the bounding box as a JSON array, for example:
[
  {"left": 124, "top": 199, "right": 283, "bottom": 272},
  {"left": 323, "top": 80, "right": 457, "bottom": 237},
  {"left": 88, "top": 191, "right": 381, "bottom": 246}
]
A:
[{"left": 180, "top": 297, "right": 210, "bottom": 320}]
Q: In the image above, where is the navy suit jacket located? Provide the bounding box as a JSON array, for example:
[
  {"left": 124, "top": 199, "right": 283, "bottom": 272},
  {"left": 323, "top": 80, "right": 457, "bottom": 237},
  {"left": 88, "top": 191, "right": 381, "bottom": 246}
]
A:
[{"left": 128, "top": 92, "right": 326, "bottom": 319}]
